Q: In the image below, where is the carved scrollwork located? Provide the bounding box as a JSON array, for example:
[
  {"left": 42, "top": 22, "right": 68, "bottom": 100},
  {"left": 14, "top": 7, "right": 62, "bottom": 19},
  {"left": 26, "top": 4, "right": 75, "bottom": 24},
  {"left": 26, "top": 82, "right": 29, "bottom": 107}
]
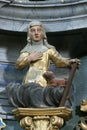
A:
[
  {"left": 76, "top": 117, "right": 87, "bottom": 130},
  {"left": 75, "top": 100, "right": 87, "bottom": 130},
  {"left": 20, "top": 116, "right": 33, "bottom": 130},
  {"left": 80, "top": 100, "right": 87, "bottom": 112},
  {"left": 50, "top": 116, "right": 64, "bottom": 130},
  {"left": 79, "top": 117, "right": 87, "bottom": 130},
  {"left": 19, "top": 115, "right": 64, "bottom": 130}
]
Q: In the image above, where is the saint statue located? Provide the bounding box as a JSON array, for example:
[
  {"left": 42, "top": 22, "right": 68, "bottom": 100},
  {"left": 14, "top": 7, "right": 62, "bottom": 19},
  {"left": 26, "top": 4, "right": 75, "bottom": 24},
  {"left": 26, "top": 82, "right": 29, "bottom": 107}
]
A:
[{"left": 6, "top": 20, "right": 79, "bottom": 108}]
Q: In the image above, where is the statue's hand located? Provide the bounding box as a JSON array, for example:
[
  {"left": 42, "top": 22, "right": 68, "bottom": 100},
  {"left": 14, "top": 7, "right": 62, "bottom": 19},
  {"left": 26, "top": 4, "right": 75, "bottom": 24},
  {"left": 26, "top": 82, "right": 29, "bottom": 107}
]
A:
[
  {"left": 68, "top": 58, "right": 80, "bottom": 68},
  {"left": 28, "top": 52, "right": 43, "bottom": 62}
]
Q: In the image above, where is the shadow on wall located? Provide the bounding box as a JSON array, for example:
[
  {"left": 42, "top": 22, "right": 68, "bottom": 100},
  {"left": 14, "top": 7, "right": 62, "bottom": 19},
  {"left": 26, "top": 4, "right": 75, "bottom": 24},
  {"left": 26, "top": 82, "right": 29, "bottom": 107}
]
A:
[{"left": 0, "top": 32, "right": 27, "bottom": 89}]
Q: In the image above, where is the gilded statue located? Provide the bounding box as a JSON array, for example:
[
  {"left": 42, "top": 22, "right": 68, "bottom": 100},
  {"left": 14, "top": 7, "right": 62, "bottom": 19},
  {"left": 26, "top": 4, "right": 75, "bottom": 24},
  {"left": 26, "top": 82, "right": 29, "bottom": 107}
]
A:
[{"left": 6, "top": 20, "right": 79, "bottom": 108}]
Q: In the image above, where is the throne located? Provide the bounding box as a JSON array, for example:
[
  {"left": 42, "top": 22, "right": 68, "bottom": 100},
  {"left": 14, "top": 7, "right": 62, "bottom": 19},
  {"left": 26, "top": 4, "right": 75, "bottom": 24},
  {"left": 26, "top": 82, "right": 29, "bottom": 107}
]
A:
[{"left": 12, "top": 63, "right": 78, "bottom": 130}]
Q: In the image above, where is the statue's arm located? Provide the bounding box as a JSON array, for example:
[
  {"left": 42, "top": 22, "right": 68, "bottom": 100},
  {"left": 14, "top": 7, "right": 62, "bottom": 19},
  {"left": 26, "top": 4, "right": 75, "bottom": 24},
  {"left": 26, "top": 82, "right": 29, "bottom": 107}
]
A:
[
  {"left": 49, "top": 48, "right": 70, "bottom": 67},
  {"left": 15, "top": 51, "right": 43, "bottom": 70},
  {"left": 49, "top": 48, "right": 80, "bottom": 68},
  {"left": 15, "top": 52, "right": 30, "bottom": 70}
]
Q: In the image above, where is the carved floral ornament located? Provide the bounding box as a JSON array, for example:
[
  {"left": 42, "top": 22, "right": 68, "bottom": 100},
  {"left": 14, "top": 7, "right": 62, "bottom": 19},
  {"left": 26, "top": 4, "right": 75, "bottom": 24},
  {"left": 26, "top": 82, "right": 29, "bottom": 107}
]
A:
[{"left": 75, "top": 100, "right": 87, "bottom": 130}]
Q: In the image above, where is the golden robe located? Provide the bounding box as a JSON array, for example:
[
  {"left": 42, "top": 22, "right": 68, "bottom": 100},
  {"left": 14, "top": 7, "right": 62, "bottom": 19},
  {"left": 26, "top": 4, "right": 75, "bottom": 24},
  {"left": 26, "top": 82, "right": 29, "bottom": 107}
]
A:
[{"left": 16, "top": 48, "right": 69, "bottom": 87}]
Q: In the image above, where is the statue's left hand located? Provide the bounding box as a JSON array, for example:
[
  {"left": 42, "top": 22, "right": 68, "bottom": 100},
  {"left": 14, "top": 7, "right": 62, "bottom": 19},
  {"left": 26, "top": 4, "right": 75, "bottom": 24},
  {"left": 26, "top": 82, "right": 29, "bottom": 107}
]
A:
[{"left": 69, "top": 58, "right": 80, "bottom": 68}]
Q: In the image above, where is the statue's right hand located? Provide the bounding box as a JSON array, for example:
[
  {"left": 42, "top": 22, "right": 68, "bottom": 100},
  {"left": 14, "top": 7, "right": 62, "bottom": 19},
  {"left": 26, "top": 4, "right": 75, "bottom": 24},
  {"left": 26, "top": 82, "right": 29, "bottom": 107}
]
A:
[{"left": 28, "top": 52, "right": 43, "bottom": 62}]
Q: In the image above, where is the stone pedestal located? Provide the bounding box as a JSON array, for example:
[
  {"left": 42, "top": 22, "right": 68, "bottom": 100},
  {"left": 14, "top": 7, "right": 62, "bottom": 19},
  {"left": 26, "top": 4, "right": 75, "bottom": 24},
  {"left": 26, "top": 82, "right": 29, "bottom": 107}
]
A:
[{"left": 12, "top": 107, "right": 72, "bottom": 130}]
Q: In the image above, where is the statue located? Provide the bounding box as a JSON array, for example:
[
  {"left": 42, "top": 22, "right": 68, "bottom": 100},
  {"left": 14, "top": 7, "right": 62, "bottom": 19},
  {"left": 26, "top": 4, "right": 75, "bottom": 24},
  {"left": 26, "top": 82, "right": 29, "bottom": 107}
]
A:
[{"left": 6, "top": 20, "right": 79, "bottom": 108}]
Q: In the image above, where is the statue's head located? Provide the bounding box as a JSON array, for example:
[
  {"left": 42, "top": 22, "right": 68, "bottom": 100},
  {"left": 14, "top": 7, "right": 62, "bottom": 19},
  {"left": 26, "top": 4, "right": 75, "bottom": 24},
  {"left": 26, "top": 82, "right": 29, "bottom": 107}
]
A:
[{"left": 27, "top": 20, "right": 47, "bottom": 44}]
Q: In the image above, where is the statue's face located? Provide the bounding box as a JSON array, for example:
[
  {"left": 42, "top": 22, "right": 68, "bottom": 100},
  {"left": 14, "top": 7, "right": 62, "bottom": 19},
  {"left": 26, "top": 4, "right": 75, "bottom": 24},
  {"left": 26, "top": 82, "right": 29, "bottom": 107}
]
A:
[{"left": 29, "top": 25, "right": 44, "bottom": 42}]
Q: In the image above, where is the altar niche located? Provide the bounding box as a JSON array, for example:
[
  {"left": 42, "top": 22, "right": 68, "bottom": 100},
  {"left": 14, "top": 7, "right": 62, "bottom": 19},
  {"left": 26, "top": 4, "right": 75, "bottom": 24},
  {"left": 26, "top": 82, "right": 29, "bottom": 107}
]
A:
[{"left": 0, "top": 28, "right": 87, "bottom": 130}]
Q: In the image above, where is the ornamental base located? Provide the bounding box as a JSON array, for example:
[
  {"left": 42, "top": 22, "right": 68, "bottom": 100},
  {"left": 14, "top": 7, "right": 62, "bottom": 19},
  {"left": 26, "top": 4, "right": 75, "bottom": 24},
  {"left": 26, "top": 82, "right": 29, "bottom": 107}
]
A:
[{"left": 12, "top": 107, "right": 72, "bottom": 130}]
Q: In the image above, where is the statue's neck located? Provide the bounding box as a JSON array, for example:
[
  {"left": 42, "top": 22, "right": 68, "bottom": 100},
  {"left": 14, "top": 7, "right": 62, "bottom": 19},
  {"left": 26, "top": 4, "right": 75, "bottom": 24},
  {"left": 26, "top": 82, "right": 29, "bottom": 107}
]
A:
[{"left": 32, "top": 40, "right": 43, "bottom": 45}]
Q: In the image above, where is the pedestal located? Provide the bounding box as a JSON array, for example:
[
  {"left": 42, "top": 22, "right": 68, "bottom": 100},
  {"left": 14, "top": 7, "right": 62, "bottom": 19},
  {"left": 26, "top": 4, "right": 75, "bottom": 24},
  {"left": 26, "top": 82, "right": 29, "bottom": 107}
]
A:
[{"left": 12, "top": 107, "right": 72, "bottom": 130}]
